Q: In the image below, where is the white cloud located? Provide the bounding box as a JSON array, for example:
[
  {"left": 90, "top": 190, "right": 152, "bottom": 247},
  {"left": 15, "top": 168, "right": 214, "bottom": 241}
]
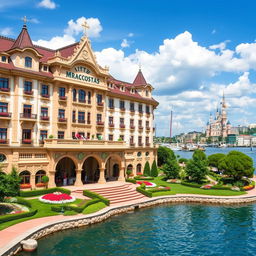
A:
[
  {"left": 128, "top": 33, "right": 134, "bottom": 37},
  {"left": 212, "top": 29, "right": 216, "bottom": 34},
  {"left": 121, "top": 39, "right": 130, "bottom": 48},
  {"left": 38, "top": 0, "right": 56, "bottom": 9},
  {"left": 209, "top": 40, "right": 230, "bottom": 51},
  {"left": 29, "top": 18, "right": 39, "bottom": 24},
  {"left": 0, "top": 27, "right": 13, "bottom": 36},
  {"left": 33, "top": 16, "right": 102, "bottom": 49}
]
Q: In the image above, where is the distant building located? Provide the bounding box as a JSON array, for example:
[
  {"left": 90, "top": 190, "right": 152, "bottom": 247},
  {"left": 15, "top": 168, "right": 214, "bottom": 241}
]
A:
[
  {"left": 206, "top": 93, "right": 231, "bottom": 139},
  {"left": 231, "top": 126, "right": 249, "bottom": 135}
]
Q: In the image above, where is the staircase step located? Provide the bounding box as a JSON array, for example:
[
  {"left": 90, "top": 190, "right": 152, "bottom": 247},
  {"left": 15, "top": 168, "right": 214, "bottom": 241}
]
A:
[
  {"left": 110, "top": 196, "right": 145, "bottom": 204},
  {"left": 99, "top": 192, "right": 142, "bottom": 200}
]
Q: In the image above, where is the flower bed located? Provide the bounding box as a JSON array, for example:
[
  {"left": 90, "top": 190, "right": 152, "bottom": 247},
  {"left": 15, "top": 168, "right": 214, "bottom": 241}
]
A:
[
  {"left": 136, "top": 181, "right": 156, "bottom": 187},
  {"left": 200, "top": 184, "right": 212, "bottom": 190},
  {"left": 243, "top": 185, "right": 255, "bottom": 191},
  {"left": 35, "top": 183, "right": 45, "bottom": 188},
  {"left": 39, "top": 192, "right": 76, "bottom": 204},
  {"left": 20, "top": 184, "right": 31, "bottom": 189}
]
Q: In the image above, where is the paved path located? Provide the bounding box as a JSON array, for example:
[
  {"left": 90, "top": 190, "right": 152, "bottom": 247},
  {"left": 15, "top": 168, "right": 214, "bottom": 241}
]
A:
[{"left": 1, "top": 179, "right": 256, "bottom": 255}]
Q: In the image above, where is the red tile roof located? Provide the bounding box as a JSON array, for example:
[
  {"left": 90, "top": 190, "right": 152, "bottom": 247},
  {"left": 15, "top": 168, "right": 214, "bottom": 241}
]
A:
[
  {"left": 133, "top": 69, "right": 147, "bottom": 86},
  {"left": 10, "top": 25, "right": 33, "bottom": 50}
]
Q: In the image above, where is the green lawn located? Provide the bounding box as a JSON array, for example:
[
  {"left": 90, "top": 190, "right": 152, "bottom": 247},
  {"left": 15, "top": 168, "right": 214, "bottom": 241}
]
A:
[
  {"left": 152, "top": 176, "right": 246, "bottom": 196},
  {"left": 82, "top": 202, "right": 106, "bottom": 214},
  {"left": 0, "top": 198, "right": 83, "bottom": 231}
]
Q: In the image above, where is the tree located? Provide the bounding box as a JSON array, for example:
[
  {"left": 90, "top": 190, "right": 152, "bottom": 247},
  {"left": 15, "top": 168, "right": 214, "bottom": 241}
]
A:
[
  {"left": 218, "top": 151, "right": 254, "bottom": 180},
  {"left": 162, "top": 159, "right": 180, "bottom": 179},
  {"left": 143, "top": 161, "right": 151, "bottom": 176},
  {"left": 208, "top": 153, "right": 226, "bottom": 168},
  {"left": 178, "top": 158, "right": 188, "bottom": 164},
  {"left": 151, "top": 160, "right": 158, "bottom": 177},
  {"left": 42, "top": 175, "right": 49, "bottom": 188},
  {"left": 157, "top": 146, "right": 176, "bottom": 166},
  {"left": 185, "top": 150, "right": 208, "bottom": 183}
]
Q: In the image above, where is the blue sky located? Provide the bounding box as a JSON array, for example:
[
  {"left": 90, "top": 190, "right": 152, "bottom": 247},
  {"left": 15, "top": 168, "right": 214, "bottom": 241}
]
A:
[{"left": 1, "top": 0, "right": 256, "bottom": 136}]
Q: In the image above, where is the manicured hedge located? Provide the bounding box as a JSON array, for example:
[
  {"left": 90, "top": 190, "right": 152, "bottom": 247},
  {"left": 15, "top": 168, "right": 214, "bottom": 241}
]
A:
[
  {"left": 20, "top": 187, "right": 71, "bottom": 197},
  {"left": 148, "top": 187, "right": 171, "bottom": 193},
  {"left": 136, "top": 185, "right": 153, "bottom": 197},
  {"left": 125, "top": 178, "right": 137, "bottom": 184},
  {"left": 211, "top": 185, "right": 232, "bottom": 191},
  {"left": 134, "top": 176, "right": 154, "bottom": 180},
  {"left": 16, "top": 197, "right": 32, "bottom": 208},
  {"left": 51, "top": 198, "right": 101, "bottom": 213},
  {"left": 0, "top": 209, "right": 37, "bottom": 224},
  {"left": 83, "top": 190, "right": 110, "bottom": 206},
  {"left": 180, "top": 181, "right": 203, "bottom": 188}
]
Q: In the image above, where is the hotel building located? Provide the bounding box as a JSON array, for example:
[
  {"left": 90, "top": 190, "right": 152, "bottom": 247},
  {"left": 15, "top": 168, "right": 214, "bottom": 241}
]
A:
[{"left": 0, "top": 22, "right": 158, "bottom": 188}]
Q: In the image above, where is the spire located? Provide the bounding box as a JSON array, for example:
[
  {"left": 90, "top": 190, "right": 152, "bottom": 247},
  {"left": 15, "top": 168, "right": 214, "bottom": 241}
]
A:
[
  {"left": 133, "top": 68, "right": 147, "bottom": 86},
  {"left": 10, "top": 20, "right": 33, "bottom": 50},
  {"left": 222, "top": 91, "right": 226, "bottom": 108}
]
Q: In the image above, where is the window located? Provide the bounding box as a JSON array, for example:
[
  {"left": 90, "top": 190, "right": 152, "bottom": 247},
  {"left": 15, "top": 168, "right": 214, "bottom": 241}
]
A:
[
  {"left": 43, "top": 66, "right": 48, "bottom": 71},
  {"left": 137, "top": 152, "right": 142, "bottom": 157},
  {"left": 136, "top": 164, "right": 142, "bottom": 174},
  {"left": 138, "top": 104, "right": 143, "bottom": 113},
  {"left": 146, "top": 90, "right": 149, "bottom": 96},
  {"left": 41, "top": 107, "right": 48, "bottom": 118},
  {"left": 59, "top": 87, "right": 66, "bottom": 97},
  {"left": 120, "top": 135, "right": 124, "bottom": 141},
  {"left": 78, "top": 111, "right": 85, "bottom": 123},
  {"left": 146, "top": 105, "right": 150, "bottom": 114},
  {"left": 79, "top": 89, "right": 86, "bottom": 102},
  {"left": 97, "top": 94, "right": 103, "bottom": 104},
  {"left": 23, "top": 105, "right": 32, "bottom": 118},
  {"left": 19, "top": 171, "right": 30, "bottom": 184},
  {"left": 130, "top": 102, "right": 134, "bottom": 111},
  {"left": 120, "top": 118, "right": 124, "bottom": 125},
  {"left": 120, "top": 100, "right": 125, "bottom": 109},
  {"left": 24, "top": 81, "right": 32, "bottom": 93},
  {"left": 72, "top": 110, "right": 76, "bottom": 122},
  {"left": 130, "top": 135, "right": 134, "bottom": 144},
  {"left": 0, "top": 102, "right": 8, "bottom": 113},
  {"left": 97, "top": 114, "right": 102, "bottom": 122},
  {"left": 72, "top": 89, "right": 77, "bottom": 101},
  {"left": 25, "top": 57, "right": 32, "bottom": 68},
  {"left": 58, "top": 131, "right": 64, "bottom": 139},
  {"left": 0, "top": 77, "right": 9, "bottom": 89},
  {"left": 130, "top": 119, "right": 134, "bottom": 126},
  {"left": 146, "top": 151, "right": 150, "bottom": 156},
  {"left": 109, "top": 98, "right": 114, "bottom": 108},
  {"left": 0, "top": 128, "right": 7, "bottom": 140},
  {"left": 109, "top": 134, "right": 113, "bottom": 141},
  {"left": 35, "top": 170, "right": 46, "bottom": 184},
  {"left": 138, "top": 120, "right": 142, "bottom": 127},
  {"left": 87, "top": 132, "right": 90, "bottom": 139},
  {"left": 0, "top": 153, "right": 6, "bottom": 162},
  {"left": 22, "top": 129, "right": 32, "bottom": 143},
  {"left": 88, "top": 91, "right": 91, "bottom": 104},
  {"left": 58, "top": 109, "right": 65, "bottom": 119},
  {"left": 41, "top": 84, "right": 49, "bottom": 96},
  {"left": 109, "top": 116, "right": 114, "bottom": 124},
  {"left": 40, "top": 130, "right": 48, "bottom": 141},
  {"left": 146, "top": 137, "right": 149, "bottom": 145},
  {"left": 138, "top": 136, "right": 142, "bottom": 145},
  {"left": 87, "top": 112, "right": 91, "bottom": 124},
  {"left": 146, "top": 121, "right": 149, "bottom": 128},
  {"left": 1, "top": 56, "right": 6, "bottom": 62}
]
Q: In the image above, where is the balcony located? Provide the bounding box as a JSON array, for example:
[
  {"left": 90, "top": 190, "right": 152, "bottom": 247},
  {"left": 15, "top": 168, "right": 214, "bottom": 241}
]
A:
[
  {"left": 0, "top": 139, "right": 9, "bottom": 144},
  {"left": 43, "top": 138, "right": 128, "bottom": 150},
  {"left": 40, "top": 116, "right": 50, "bottom": 121},
  {"left": 130, "top": 142, "right": 135, "bottom": 147},
  {"left": 0, "top": 87, "right": 10, "bottom": 93},
  {"left": 20, "top": 113, "right": 37, "bottom": 120},
  {"left": 130, "top": 125, "right": 135, "bottom": 130},
  {"left": 0, "top": 112, "right": 11, "bottom": 119},
  {"left": 139, "top": 111, "right": 143, "bottom": 115},
  {"left": 146, "top": 143, "right": 151, "bottom": 147},
  {"left": 97, "top": 102, "right": 104, "bottom": 107},
  {"left": 120, "top": 108, "right": 126, "bottom": 112},
  {"left": 146, "top": 112, "right": 150, "bottom": 116},
  {"left": 41, "top": 93, "right": 50, "bottom": 98},
  {"left": 120, "top": 124, "right": 125, "bottom": 129},
  {"left": 109, "top": 123, "right": 115, "bottom": 128},
  {"left": 138, "top": 126, "right": 143, "bottom": 130},
  {"left": 21, "top": 139, "right": 33, "bottom": 145},
  {"left": 59, "top": 96, "right": 67, "bottom": 101},
  {"left": 146, "top": 127, "right": 151, "bottom": 131},
  {"left": 58, "top": 117, "right": 67, "bottom": 123},
  {"left": 96, "top": 121, "right": 104, "bottom": 127},
  {"left": 138, "top": 143, "right": 144, "bottom": 147},
  {"left": 130, "top": 109, "right": 135, "bottom": 114},
  {"left": 24, "top": 90, "right": 33, "bottom": 96},
  {"left": 78, "top": 119, "right": 86, "bottom": 124},
  {"left": 78, "top": 99, "right": 86, "bottom": 103}
]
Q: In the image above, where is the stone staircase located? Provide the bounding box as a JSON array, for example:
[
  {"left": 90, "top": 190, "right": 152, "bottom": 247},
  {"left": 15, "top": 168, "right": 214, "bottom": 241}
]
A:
[{"left": 73, "top": 183, "right": 146, "bottom": 205}]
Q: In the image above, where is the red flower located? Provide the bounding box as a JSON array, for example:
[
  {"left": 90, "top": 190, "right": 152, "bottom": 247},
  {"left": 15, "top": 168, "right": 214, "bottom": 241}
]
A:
[
  {"left": 36, "top": 183, "right": 45, "bottom": 187},
  {"left": 41, "top": 193, "right": 72, "bottom": 201},
  {"left": 137, "top": 181, "right": 153, "bottom": 186},
  {"left": 20, "top": 184, "right": 31, "bottom": 189}
]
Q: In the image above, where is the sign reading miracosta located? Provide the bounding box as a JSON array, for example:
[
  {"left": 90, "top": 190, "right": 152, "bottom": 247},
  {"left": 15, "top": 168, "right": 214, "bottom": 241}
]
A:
[
  {"left": 66, "top": 66, "right": 100, "bottom": 84},
  {"left": 0, "top": 22, "right": 158, "bottom": 189}
]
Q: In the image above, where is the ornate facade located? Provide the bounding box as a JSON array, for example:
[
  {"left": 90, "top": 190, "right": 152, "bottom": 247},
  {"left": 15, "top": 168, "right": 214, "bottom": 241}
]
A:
[
  {"left": 206, "top": 94, "right": 231, "bottom": 138},
  {"left": 0, "top": 22, "right": 158, "bottom": 188}
]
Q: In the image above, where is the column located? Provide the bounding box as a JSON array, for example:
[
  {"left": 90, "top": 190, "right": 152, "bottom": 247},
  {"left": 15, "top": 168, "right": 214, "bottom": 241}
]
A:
[
  {"left": 48, "top": 171, "right": 56, "bottom": 188},
  {"left": 118, "top": 166, "right": 125, "bottom": 182},
  {"left": 12, "top": 76, "right": 20, "bottom": 144},
  {"left": 31, "top": 174, "right": 36, "bottom": 189},
  {"left": 98, "top": 168, "right": 106, "bottom": 184},
  {"left": 74, "top": 169, "right": 83, "bottom": 186}
]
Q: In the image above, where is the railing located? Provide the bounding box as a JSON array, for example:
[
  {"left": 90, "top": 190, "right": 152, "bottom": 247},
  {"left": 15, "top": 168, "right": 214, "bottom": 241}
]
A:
[
  {"left": 97, "top": 102, "right": 104, "bottom": 107},
  {"left": 0, "top": 112, "right": 11, "bottom": 117},
  {"left": 120, "top": 124, "right": 125, "bottom": 128},
  {"left": 146, "top": 127, "right": 150, "bottom": 131},
  {"left": 40, "top": 116, "right": 49, "bottom": 121},
  {"left": 130, "top": 142, "right": 135, "bottom": 147},
  {"left": 0, "top": 87, "right": 10, "bottom": 92},
  {"left": 146, "top": 143, "right": 151, "bottom": 147},
  {"left": 96, "top": 121, "right": 104, "bottom": 126},
  {"left": 79, "top": 99, "right": 86, "bottom": 103},
  {"left": 78, "top": 119, "right": 85, "bottom": 124},
  {"left": 21, "top": 139, "right": 33, "bottom": 144},
  {"left": 130, "top": 125, "right": 135, "bottom": 129},
  {"left": 59, "top": 96, "right": 67, "bottom": 101},
  {"left": 138, "top": 126, "right": 144, "bottom": 130},
  {"left": 120, "top": 108, "right": 126, "bottom": 112},
  {"left": 24, "top": 90, "right": 33, "bottom": 95},
  {"left": 41, "top": 93, "right": 50, "bottom": 98},
  {"left": 138, "top": 143, "right": 144, "bottom": 147},
  {"left": 0, "top": 139, "right": 9, "bottom": 144},
  {"left": 130, "top": 109, "right": 135, "bottom": 113},
  {"left": 58, "top": 117, "right": 67, "bottom": 122},
  {"left": 109, "top": 123, "right": 115, "bottom": 128},
  {"left": 20, "top": 113, "right": 37, "bottom": 119},
  {"left": 109, "top": 106, "right": 115, "bottom": 110}
]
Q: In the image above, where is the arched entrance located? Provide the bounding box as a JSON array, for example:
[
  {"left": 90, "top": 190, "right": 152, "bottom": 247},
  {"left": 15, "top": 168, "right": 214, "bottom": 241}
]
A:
[
  {"left": 55, "top": 157, "right": 76, "bottom": 186},
  {"left": 136, "top": 164, "right": 142, "bottom": 174},
  {"left": 81, "top": 157, "right": 100, "bottom": 184},
  {"left": 105, "top": 156, "right": 120, "bottom": 182}
]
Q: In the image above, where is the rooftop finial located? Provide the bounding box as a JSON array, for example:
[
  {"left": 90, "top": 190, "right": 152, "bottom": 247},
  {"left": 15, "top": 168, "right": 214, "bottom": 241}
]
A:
[
  {"left": 82, "top": 20, "right": 90, "bottom": 36},
  {"left": 22, "top": 16, "right": 27, "bottom": 26},
  {"left": 139, "top": 63, "right": 141, "bottom": 71}
]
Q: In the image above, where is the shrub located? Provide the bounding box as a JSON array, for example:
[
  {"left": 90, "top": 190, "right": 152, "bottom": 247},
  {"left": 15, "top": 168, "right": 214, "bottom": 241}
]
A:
[
  {"left": 181, "top": 181, "right": 202, "bottom": 188},
  {"left": 16, "top": 197, "right": 32, "bottom": 208},
  {"left": 0, "top": 209, "right": 37, "bottom": 224},
  {"left": 136, "top": 185, "right": 152, "bottom": 197},
  {"left": 143, "top": 161, "right": 151, "bottom": 176},
  {"left": 208, "top": 153, "right": 225, "bottom": 168},
  {"left": 157, "top": 146, "right": 176, "bottom": 166},
  {"left": 151, "top": 160, "right": 158, "bottom": 177},
  {"left": 20, "top": 187, "right": 71, "bottom": 197},
  {"left": 162, "top": 159, "right": 180, "bottom": 179},
  {"left": 134, "top": 176, "right": 154, "bottom": 180},
  {"left": 125, "top": 178, "right": 137, "bottom": 184},
  {"left": 64, "top": 210, "right": 78, "bottom": 216},
  {"left": 126, "top": 169, "right": 132, "bottom": 178},
  {"left": 83, "top": 190, "right": 110, "bottom": 206},
  {"left": 178, "top": 158, "right": 188, "bottom": 164}
]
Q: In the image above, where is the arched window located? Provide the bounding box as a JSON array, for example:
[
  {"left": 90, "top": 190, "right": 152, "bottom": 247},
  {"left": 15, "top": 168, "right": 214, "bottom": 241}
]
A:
[
  {"left": 0, "top": 153, "right": 6, "bottom": 162},
  {"left": 35, "top": 170, "right": 46, "bottom": 184},
  {"left": 136, "top": 164, "right": 142, "bottom": 174},
  {"left": 25, "top": 57, "right": 32, "bottom": 68},
  {"left": 137, "top": 152, "right": 142, "bottom": 157},
  {"left": 127, "top": 164, "right": 133, "bottom": 172},
  {"left": 145, "top": 151, "right": 149, "bottom": 156},
  {"left": 19, "top": 171, "right": 31, "bottom": 184},
  {"left": 72, "top": 89, "right": 77, "bottom": 101},
  {"left": 79, "top": 90, "right": 86, "bottom": 103}
]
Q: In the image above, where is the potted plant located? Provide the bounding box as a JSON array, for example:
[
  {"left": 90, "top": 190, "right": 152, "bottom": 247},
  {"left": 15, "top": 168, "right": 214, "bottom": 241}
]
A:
[
  {"left": 42, "top": 175, "right": 49, "bottom": 189},
  {"left": 48, "top": 135, "right": 54, "bottom": 139},
  {"left": 126, "top": 169, "right": 132, "bottom": 178}
]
